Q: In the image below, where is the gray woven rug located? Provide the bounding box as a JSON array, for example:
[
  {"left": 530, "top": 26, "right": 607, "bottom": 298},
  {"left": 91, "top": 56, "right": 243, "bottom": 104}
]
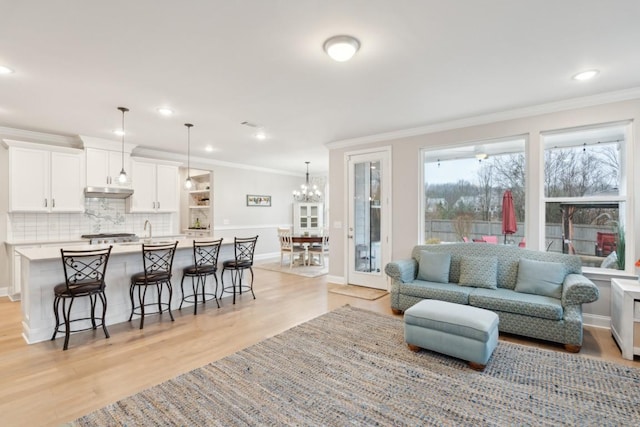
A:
[{"left": 71, "top": 306, "right": 640, "bottom": 426}]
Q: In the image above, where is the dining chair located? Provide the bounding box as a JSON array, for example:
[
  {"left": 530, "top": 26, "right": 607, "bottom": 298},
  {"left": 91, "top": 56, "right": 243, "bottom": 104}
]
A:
[
  {"left": 129, "top": 241, "right": 178, "bottom": 329},
  {"left": 52, "top": 246, "right": 112, "bottom": 350},
  {"left": 221, "top": 236, "right": 258, "bottom": 304},
  {"left": 278, "top": 228, "right": 305, "bottom": 268},
  {"left": 179, "top": 238, "right": 223, "bottom": 314},
  {"left": 308, "top": 233, "right": 329, "bottom": 267}
]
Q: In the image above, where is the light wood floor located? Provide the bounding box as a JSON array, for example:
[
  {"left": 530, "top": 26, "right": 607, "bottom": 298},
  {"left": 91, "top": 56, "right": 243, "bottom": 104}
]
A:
[{"left": 0, "top": 269, "right": 637, "bottom": 426}]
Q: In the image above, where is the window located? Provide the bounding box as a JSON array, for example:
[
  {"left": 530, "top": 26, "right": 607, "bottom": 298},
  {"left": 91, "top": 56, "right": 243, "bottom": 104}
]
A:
[
  {"left": 422, "top": 137, "right": 526, "bottom": 244},
  {"left": 542, "top": 123, "right": 628, "bottom": 270}
]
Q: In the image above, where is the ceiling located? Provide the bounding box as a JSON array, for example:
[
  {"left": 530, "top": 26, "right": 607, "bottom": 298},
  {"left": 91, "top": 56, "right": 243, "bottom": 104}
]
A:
[{"left": 1, "top": 1, "right": 639, "bottom": 174}]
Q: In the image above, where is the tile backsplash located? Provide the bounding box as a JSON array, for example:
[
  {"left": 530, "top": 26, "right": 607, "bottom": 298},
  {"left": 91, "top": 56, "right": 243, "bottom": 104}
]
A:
[{"left": 7, "top": 199, "right": 175, "bottom": 242}]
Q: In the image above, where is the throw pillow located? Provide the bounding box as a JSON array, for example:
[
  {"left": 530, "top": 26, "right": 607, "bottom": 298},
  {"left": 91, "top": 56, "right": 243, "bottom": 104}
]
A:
[
  {"left": 458, "top": 256, "right": 498, "bottom": 289},
  {"left": 515, "top": 258, "right": 566, "bottom": 299},
  {"left": 417, "top": 251, "right": 451, "bottom": 283}
]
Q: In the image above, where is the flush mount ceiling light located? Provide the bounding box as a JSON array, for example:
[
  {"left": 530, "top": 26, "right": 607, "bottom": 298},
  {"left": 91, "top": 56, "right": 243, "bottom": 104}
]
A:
[
  {"left": 573, "top": 69, "right": 599, "bottom": 81},
  {"left": 323, "top": 35, "right": 360, "bottom": 62},
  {"left": 117, "top": 106, "right": 129, "bottom": 184},
  {"left": 157, "top": 107, "right": 174, "bottom": 116},
  {"left": 0, "top": 65, "right": 14, "bottom": 75}
]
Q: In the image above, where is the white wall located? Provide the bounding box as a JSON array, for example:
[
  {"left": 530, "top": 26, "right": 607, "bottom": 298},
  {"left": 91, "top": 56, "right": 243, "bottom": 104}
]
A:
[
  {"left": 210, "top": 164, "right": 305, "bottom": 257},
  {"left": 0, "top": 145, "right": 9, "bottom": 293},
  {"left": 328, "top": 98, "right": 640, "bottom": 323}
]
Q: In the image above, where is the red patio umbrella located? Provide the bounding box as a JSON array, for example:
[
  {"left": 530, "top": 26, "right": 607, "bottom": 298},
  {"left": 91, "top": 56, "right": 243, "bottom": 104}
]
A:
[{"left": 502, "top": 190, "right": 517, "bottom": 243}]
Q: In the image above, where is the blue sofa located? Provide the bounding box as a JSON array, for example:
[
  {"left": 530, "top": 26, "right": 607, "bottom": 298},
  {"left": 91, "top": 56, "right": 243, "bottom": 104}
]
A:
[{"left": 384, "top": 243, "right": 599, "bottom": 352}]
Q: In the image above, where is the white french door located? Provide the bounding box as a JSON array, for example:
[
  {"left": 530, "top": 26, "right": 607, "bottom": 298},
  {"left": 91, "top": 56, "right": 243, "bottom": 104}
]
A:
[{"left": 346, "top": 149, "right": 391, "bottom": 290}]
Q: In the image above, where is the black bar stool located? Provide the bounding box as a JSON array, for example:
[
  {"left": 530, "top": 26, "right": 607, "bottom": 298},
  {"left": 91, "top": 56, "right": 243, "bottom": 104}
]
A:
[
  {"left": 180, "top": 239, "right": 223, "bottom": 314},
  {"left": 129, "top": 241, "right": 178, "bottom": 329},
  {"left": 52, "top": 246, "right": 112, "bottom": 350},
  {"left": 221, "top": 236, "right": 258, "bottom": 304}
]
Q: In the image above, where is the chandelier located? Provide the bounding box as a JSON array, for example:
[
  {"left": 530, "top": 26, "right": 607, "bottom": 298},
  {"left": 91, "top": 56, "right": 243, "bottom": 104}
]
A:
[{"left": 293, "top": 161, "right": 322, "bottom": 202}]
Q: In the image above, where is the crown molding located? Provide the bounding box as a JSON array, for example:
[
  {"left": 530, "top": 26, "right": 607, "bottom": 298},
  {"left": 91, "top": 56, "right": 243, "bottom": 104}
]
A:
[
  {"left": 0, "top": 126, "right": 80, "bottom": 147},
  {"left": 326, "top": 87, "right": 640, "bottom": 149},
  {"left": 133, "top": 146, "right": 303, "bottom": 177}
]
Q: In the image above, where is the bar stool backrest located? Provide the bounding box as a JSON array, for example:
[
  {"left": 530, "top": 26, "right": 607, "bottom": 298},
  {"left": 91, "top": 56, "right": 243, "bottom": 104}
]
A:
[
  {"left": 234, "top": 236, "right": 258, "bottom": 265},
  {"left": 141, "top": 242, "right": 178, "bottom": 280},
  {"left": 60, "top": 246, "right": 112, "bottom": 292},
  {"left": 193, "top": 239, "right": 223, "bottom": 272}
]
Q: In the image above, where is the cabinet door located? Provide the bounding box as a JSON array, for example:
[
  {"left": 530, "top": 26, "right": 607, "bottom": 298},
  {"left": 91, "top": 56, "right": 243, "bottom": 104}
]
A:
[
  {"left": 9, "top": 147, "right": 49, "bottom": 212},
  {"left": 85, "top": 148, "right": 111, "bottom": 186},
  {"left": 129, "top": 161, "right": 157, "bottom": 212},
  {"left": 51, "top": 151, "right": 84, "bottom": 212},
  {"left": 156, "top": 164, "right": 179, "bottom": 212}
]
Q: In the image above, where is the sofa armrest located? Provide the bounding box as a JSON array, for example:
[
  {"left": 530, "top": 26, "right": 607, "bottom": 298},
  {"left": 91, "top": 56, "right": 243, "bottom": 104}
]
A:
[
  {"left": 562, "top": 274, "right": 599, "bottom": 306},
  {"left": 384, "top": 259, "right": 417, "bottom": 283}
]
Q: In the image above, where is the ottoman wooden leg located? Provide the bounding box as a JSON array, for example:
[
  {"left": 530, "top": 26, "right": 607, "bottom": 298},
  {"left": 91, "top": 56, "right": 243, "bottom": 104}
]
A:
[
  {"left": 468, "top": 361, "right": 486, "bottom": 371},
  {"left": 407, "top": 343, "right": 421, "bottom": 352}
]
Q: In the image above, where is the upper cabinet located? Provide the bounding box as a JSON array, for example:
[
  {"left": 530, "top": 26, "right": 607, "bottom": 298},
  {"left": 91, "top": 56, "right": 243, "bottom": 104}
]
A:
[
  {"left": 5, "top": 140, "right": 84, "bottom": 212},
  {"left": 85, "top": 148, "right": 131, "bottom": 187},
  {"left": 127, "top": 158, "right": 180, "bottom": 213},
  {"left": 80, "top": 135, "right": 136, "bottom": 188},
  {"left": 293, "top": 202, "right": 324, "bottom": 235}
]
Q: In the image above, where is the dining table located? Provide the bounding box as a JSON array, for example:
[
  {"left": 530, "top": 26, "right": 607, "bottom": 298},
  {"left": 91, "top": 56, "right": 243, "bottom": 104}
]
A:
[{"left": 290, "top": 235, "right": 326, "bottom": 266}]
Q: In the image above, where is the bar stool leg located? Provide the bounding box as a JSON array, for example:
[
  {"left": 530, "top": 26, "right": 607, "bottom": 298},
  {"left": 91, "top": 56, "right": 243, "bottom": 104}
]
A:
[{"left": 99, "top": 292, "right": 110, "bottom": 339}]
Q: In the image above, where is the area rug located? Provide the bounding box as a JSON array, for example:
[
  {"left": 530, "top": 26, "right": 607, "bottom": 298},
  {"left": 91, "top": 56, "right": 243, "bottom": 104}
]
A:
[
  {"left": 71, "top": 306, "right": 640, "bottom": 426},
  {"left": 254, "top": 260, "right": 327, "bottom": 278},
  {"left": 328, "top": 283, "right": 388, "bottom": 300}
]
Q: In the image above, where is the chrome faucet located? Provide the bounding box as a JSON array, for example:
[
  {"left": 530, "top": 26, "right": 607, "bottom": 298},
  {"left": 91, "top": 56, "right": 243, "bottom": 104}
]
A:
[{"left": 144, "top": 220, "right": 152, "bottom": 242}]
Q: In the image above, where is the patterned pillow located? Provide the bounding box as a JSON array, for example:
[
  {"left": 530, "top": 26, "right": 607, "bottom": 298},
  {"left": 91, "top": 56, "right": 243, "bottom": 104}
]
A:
[
  {"left": 515, "top": 258, "right": 565, "bottom": 299},
  {"left": 458, "top": 256, "right": 498, "bottom": 289},
  {"left": 417, "top": 251, "right": 451, "bottom": 283}
]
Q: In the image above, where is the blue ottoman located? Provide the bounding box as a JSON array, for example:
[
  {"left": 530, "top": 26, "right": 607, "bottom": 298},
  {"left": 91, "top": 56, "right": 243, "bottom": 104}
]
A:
[{"left": 404, "top": 300, "right": 499, "bottom": 371}]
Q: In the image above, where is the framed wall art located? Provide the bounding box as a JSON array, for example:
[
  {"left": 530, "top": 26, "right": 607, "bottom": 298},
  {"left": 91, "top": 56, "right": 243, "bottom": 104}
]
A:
[{"left": 246, "top": 194, "right": 271, "bottom": 207}]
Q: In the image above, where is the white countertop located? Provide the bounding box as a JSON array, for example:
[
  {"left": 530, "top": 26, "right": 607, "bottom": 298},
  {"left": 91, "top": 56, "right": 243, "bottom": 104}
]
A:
[{"left": 16, "top": 237, "right": 231, "bottom": 261}]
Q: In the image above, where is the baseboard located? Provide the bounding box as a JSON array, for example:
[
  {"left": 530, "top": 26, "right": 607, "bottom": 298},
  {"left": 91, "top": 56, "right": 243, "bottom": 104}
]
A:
[
  {"left": 326, "top": 275, "right": 345, "bottom": 285},
  {"left": 0, "top": 286, "right": 7, "bottom": 297},
  {"left": 584, "top": 313, "right": 610, "bottom": 329}
]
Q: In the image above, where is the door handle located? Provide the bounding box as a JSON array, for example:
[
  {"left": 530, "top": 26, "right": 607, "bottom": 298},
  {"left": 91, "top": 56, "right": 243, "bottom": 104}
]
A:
[{"left": 348, "top": 235, "right": 353, "bottom": 239}]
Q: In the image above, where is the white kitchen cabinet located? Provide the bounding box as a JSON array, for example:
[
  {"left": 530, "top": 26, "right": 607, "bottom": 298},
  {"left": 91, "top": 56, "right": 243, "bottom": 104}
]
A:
[
  {"left": 611, "top": 278, "right": 640, "bottom": 360},
  {"left": 293, "top": 202, "right": 323, "bottom": 235},
  {"left": 85, "top": 147, "right": 131, "bottom": 187},
  {"left": 6, "top": 141, "right": 84, "bottom": 212},
  {"left": 127, "top": 158, "right": 179, "bottom": 212}
]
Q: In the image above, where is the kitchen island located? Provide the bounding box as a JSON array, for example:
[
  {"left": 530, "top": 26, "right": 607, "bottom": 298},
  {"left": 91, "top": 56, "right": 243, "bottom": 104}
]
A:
[{"left": 17, "top": 238, "right": 235, "bottom": 344}]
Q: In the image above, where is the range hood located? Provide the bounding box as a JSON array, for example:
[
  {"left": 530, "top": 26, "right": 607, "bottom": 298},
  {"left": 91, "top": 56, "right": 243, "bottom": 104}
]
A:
[{"left": 84, "top": 186, "right": 134, "bottom": 199}]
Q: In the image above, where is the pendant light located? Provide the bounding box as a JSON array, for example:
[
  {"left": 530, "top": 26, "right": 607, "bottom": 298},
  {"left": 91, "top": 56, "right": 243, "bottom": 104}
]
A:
[
  {"left": 184, "top": 123, "right": 194, "bottom": 189},
  {"left": 117, "top": 106, "right": 129, "bottom": 184},
  {"left": 293, "top": 161, "right": 322, "bottom": 202}
]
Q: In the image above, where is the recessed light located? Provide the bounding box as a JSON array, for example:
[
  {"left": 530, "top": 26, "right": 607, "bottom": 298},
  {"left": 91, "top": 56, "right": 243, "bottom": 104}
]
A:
[
  {"left": 0, "top": 65, "right": 14, "bottom": 75},
  {"left": 113, "top": 129, "right": 125, "bottom": 136},
  {"left": 205, "top": 145, "right": 214, "bottom": 152},
  {"left": 157, "top": 107, "right": 174, "bottom": 116},
  {"left": 323, "top": 35, "right": 360, "bottom": 62},
  {"left": 255, "top": 130, "right": 267, "bottom": 141},
  {"left": 573, "top": 70, "right": 599, "bottom": 81}
]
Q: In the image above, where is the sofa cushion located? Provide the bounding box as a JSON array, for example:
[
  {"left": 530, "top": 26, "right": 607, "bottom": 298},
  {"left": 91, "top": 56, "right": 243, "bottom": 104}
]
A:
[
  {"left": 417, "top": 251, "right": 451, "bottom": 283},
  {"left": 458, "top": 256, "right": 498, "bottom": 289},
  {"left": 400, "top": 280, "right": 472, "bottom": 305},
  {"left": 469, "top": 288, "right": 563, "bottom": 321},
  {"left": 515, "top": 258, "right": 565, "bottom": 299}
]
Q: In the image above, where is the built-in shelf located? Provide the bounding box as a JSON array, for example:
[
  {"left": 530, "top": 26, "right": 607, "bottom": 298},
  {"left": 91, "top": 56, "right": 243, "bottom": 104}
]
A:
[{"left": 181, "top": 168, "right": 212, "bottom": 233}]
